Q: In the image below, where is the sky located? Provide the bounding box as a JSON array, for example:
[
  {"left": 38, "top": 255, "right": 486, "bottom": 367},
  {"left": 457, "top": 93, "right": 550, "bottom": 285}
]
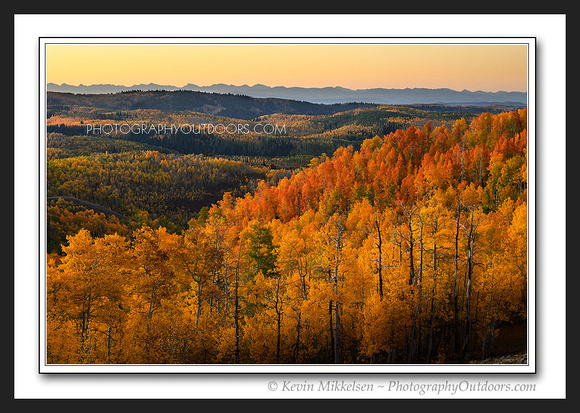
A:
[{"left": 46, "top": 43, "right": 528, "bottom": 92}]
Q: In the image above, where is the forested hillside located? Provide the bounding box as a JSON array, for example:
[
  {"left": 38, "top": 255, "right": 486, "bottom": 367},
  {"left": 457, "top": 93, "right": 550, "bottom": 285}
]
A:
[
  {"left": 46, "top": 149, "right": 285, "bottom": 252},
  {"left": 46, "top": 93, "right": 518, "bottom": 164},
  {"left": 46, "top": 107, "right": 528, "bottom": 365},
  {"left": 47, "top": 90, "right": 378, "bottom": 119}
]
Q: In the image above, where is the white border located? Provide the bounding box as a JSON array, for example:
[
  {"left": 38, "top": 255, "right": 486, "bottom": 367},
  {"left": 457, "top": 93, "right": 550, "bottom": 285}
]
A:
[{"left": 15, "top": 14, "right": 564, "bottom": 398}]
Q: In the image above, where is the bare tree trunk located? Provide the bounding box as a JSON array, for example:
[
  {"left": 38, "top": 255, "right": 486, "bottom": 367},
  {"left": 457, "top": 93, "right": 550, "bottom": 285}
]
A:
[
  {"left": 409, "top": 215, "right": 425, "bottom": 362},
  {"left": 427, "top": 243, "right": 438, "bottom": 362},
  {"left": 462, "top": 208, "right": 476, "bottom": 356},
  {"left": 373, "top": 203, "right": 384, "bottom": 300},
  {"left": 329, "top": 298, "right": 335, "bottom": 363},
  {"left": 408, "top": 217, "right": 415, "bottom": 286},
  {"left": 145, "top": 283, "right": 156, "bottom": 359},
  {"left": 453, "top": 202, "right": 462, "bottom": 353},
  {"left": 327, "top": 214, "right": 344, "bottom": 364},
  {"left": 294, "top": 313, "right": 301, "bottom": 363},
  {"left": 334, "top": 299, "right": 341, "bottom": 364},
  {"left": 275, "top": 276, "right": 282, "bottom": 364},
  {"left": 107, "top": 325, "right": 112, "bottom": 363},
  {"left": 223, "top": 253, "right": 229, "bottom": 315},
  {"left": 196, "top": 281, "right": 203, "bottom": 327},
  {"left": 234, "top": 245, "right": 242, "bottom": 364},
  {"left": 397, "top": 203, "right": 416, "bottom": 286}
]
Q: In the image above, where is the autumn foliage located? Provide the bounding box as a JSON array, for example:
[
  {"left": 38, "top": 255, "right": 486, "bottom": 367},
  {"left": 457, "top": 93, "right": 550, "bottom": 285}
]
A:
[{"left": 46, "top": 109, "right": 527, "bottom": 364}]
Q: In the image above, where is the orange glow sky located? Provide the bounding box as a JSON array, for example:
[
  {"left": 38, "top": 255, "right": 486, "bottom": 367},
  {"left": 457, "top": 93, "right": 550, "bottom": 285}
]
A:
[{"left": 46, "top": 43, "right": 528, "bottom": 92}]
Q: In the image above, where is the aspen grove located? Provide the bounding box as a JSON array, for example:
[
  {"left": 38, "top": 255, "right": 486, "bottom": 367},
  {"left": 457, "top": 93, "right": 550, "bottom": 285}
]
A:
[{"left": 46, "top": 109, "right": 528, "bottom": 364}]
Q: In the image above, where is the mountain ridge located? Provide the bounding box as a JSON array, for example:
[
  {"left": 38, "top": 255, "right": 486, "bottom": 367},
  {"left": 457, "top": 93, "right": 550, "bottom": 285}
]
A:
[
  {"left": 46, "top": 83, "right": 527, "bottom": 106},
  {"left": 46, "top": 90, "right": 379, "bottom": 120}
]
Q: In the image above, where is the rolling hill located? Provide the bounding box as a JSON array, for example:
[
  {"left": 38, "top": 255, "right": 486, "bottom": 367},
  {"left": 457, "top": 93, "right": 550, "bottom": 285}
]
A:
[{"left": 46, "top": 90, "right": 378, "bottom": 120}]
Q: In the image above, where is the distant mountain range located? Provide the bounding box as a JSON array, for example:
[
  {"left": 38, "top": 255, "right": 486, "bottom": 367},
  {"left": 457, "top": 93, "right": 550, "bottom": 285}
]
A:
[{"left": 46, "top": 83, "right": 527, "bottom": 106}]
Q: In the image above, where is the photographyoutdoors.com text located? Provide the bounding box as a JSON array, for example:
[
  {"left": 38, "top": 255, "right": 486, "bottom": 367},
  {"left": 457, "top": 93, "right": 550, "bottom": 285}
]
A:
[{"left": 85, "top": 122, "right": 287, "bottom": 136}]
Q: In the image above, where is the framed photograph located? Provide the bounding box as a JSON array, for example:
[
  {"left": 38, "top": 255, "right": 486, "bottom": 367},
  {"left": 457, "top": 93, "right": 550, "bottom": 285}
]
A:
[{"left": 38, "top": 36, "right": 535, "bottom": 375}]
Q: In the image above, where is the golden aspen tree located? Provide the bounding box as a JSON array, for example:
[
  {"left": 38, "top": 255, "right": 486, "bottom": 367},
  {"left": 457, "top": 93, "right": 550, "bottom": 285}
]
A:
[
  {"left": 47, "top": 230, "right": 130, "bottom": 363},
  {"left": 129, "top": 226, "right": 183, "bottom": 363}
]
